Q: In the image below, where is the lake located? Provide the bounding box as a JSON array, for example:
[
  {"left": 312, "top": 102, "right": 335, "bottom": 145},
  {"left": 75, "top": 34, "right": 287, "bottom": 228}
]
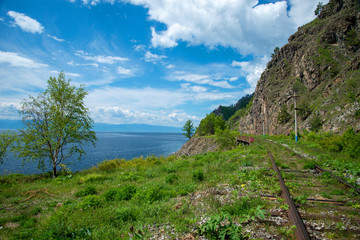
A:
[{"left": 0, "top": 132, "right": 188, "bottom": 175}]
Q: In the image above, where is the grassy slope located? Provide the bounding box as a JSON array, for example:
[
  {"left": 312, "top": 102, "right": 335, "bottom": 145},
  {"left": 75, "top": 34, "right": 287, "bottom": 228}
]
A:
[{"left": 1, "top": 134, "right": 360, "bottom": 239}]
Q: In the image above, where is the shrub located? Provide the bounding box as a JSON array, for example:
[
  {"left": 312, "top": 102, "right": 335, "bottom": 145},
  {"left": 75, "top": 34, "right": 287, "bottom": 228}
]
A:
[
  {"left": 75, "top": 186, "right": 97, "bottom": 197},
  {"left": 215, "top": 128, "right": 239, "bottom": 150},
  {"left": 113, "top": 207, "right": 137, "bottom": 223},
  {"left": 309, "top": 115, "right": 323, "bottom": 132},
  {"left": 79, "top": 195, "right": 103, "bottom": 209},
  {"left": 192, "top": 169, "right": 204, "bottom": 182},
  {"left": 196, "top": 113, "right": 226, "bottom": 136},
  {"left": 137, "top": 184, "right": 174, "bottom": 203},
  {"left": 165, "top": 173, "right": 178, "bottom": 184},
  {"left": 78, "top": 174, "right": 109, "bottom": 183},
  {"left": 278, "top": 105, "right": 291, "bottom": 124},
  {"left": 198, "top": 213, "right": 245, "bottom": 239},
  {"left": 103, "top": 185, "right": 136, "bottom": 201},
  {"left": 342, "top": 128, "right": 360, "bottom": 159}
]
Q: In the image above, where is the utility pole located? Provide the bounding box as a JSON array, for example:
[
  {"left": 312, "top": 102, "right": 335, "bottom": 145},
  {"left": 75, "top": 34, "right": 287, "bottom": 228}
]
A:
[{"left": 294, "top": 92, "right": 298, "bottom": 142}]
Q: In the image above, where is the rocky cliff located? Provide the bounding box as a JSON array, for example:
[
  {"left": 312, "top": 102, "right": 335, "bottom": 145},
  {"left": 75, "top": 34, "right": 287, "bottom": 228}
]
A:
[
  {"left": 238, "top": 0, "right": 360, "bottom": 135},
  {"left": 174, "top": 137, "right": 218, "bottom": 156}
]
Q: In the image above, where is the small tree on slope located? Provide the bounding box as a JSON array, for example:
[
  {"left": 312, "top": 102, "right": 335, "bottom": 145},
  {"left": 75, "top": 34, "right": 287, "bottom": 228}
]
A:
[{"left": 182, "top": 120, "right": 195, "bottom": 139}]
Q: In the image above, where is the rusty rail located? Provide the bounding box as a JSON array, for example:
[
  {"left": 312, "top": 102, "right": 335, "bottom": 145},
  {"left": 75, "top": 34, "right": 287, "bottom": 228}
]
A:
[
  {"left": 315, "top": 165, "right": 360, "bottom": 195},
  {"left": 267, "top": 148, "right": 311, "bottom": 240},
  {"left": 264, "top": 138, "right": 360, "bottom": 195}
]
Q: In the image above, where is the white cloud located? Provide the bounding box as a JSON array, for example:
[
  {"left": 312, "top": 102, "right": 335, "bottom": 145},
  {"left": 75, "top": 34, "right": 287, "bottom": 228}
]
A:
[
  {"left": 172, "top": 72, "right": 234, "bottom": 89},
  {"left": 47, "top": 34, "right": 66, "bottom": 42},
  {"left": 50, "top": 70, "right": 81, "bottom": 78},
  {"left": 0, "top": 17, "right": 4, "bottom": 22},
  {"left": 180, "top": 83, "right": 207, "bottom": 93},
  {"left": 232, "top": 56, "right": 269, "bottom": 93},
  {"left": 0, "top": 51, "right": 48, "bottom": 68},
  {"left": 144, "top": 51, "right": 167, "bottom": 63},
  {"left": 126, "top": 0, "right": 328, "bottom": 56},
  {"left": 7, "top": 11, "right": 44, "bottom": 34},
  {"left": 117, "top": 66, "right": 134, "bottom": 76},
  {"left": 289, "top": 0, "right": 329, "bottom": 27},
  {"left": 75, "top": 50, "right": 129, "bottom": 64},
  {"left": 166, "top": 64, "right": 175, "bottom": 69},
  {"left": 90, "top": 106, "right": 200, "bottom": 126},
  {"left": 67, "top": 60, "right": 99, "bottom": 68},
  {"left": 0, "top": 102, "right": 21, "bottom": 120}
]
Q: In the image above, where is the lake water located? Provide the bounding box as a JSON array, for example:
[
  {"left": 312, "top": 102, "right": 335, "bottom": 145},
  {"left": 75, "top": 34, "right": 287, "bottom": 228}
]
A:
[{"left": 0, "top": 132, "right": 187, "bottom": 175}]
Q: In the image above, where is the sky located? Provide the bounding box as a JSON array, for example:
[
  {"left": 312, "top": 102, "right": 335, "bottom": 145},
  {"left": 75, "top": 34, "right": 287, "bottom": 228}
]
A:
[{"left": 0, "top": 0, "right": 328, "bottom": 127}]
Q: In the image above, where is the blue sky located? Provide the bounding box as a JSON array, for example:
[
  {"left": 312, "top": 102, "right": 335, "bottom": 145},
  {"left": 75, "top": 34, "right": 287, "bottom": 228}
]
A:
[{"left": 0, "top": 0, "right": 327, "bottom": 127}]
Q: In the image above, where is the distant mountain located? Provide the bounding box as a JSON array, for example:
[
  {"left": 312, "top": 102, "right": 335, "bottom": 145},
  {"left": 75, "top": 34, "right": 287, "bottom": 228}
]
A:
[
  {"left": 0, "top": 120, "right": 181, "bottom": 133},
  {"left": 93, "top": 123, "right": 181, "bottom": 132}
]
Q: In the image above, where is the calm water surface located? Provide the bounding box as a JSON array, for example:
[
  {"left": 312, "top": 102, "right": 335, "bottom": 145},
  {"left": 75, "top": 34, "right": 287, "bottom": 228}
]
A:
[{"left": 0, "top": 132, "right": 187, "bottom": 175}]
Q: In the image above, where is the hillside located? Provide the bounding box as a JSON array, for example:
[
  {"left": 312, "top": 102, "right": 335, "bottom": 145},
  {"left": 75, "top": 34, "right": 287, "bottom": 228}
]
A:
[{"left": 238, "top": 0, "right": 360, "bottom": 135}]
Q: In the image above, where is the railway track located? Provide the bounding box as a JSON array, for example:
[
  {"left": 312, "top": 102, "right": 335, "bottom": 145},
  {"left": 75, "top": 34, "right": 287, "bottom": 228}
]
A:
[{"left": 263, "top": 139, "right": 360, "bottom": 240}]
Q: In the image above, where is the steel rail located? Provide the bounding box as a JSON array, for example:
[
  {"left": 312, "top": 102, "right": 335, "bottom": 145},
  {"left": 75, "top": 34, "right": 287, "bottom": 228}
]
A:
[
  {"left": 263, "top": 138, "right": 360, "bottom": 195},
  {"left": 314, "top": 165, "right": 360, "bottom": 195},
  {"left": 267, "top": 147, "right": 311, "bottom": 240}
]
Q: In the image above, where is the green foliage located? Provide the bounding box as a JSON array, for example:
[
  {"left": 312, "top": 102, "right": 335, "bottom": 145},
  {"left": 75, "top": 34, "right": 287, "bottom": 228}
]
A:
[
  {"left": 293, "top": 194, "right": 309, "bottom": 205},
  {"left": 297, "top": 101, "right": 312, "bottom": 120},
  {"left": 0, "top": 131, "right": 17, "bottom": 164},
  {"left": 103, "top": 185, "right": 136, "bottom": 201},
  {"left": 79, "top": 173, "right": 110, "bottom": 183},
  {"left": 196, "top": 113, "right": 226, "bottom": 136},
  {"left": 165, "top": 173, "right": 178, "bottom": 184},
  {"left": 212, "top": 94, "right": 253, "bottom": 122},
  {"left": 137, "top": 184, "right": 174, "bottom": 203},
  {"left": 277, "top": 105, "right": 291, "bottom": 124},
  {"left": 271, "top": 46, "right": 280, "bottom": 58},
  {"left": 79, "top": 195, "right": 103, "bottom": 209},
  {"left": 345, "top": 29, "right": 360, "bottom": 49},
  {"left": 346, "top": 77, "right": 359, "bottom": 102},
  {"left": 198, "top": 213, "right": 245, "bottom": 240},
  {"left": 314, "top": 47, "right": 339, "bottom": 78},
  {"left": 14, "top": 72, "right": 96, "bottom": 178},
  {"left": 192, "top": 169, "right": 205, "bottom": 182},
  {"left": 75, "top": 186, "right": 97, "bottom": 197},
  {"left": 314, "top": 2, "right": 324, "bottom": 15},
  {"left": 309, "top": 115, "right": 323, "bottom": 132},
  {"left": 113, "top": 207, "right": 138, "bottom": 223},
  {"left": 182, "top": 120, "right": 195, "bottom": 139},
  {"left": 221, "top": 196, "right": 266, "bottom": 222},
  {"left": 341, "top": 128, "right": 360, "bottom": 159},
  {"left": 215, "top": 128, "right": 240, "bottom": 150}
]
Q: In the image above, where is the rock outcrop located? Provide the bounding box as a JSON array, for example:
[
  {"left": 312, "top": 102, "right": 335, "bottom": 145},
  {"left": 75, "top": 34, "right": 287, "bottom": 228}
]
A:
[
  {"left": 174, "top": 137, "right": 218, "bottom": 156},
  {"left": 238, "top": 0, "right": 360, "bottom": 135}
]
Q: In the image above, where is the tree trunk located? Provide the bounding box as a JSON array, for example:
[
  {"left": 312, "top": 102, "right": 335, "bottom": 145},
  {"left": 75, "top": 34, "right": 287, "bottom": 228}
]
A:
[{"left": 52, "top": 165, "right": 57, "bottom": 178}]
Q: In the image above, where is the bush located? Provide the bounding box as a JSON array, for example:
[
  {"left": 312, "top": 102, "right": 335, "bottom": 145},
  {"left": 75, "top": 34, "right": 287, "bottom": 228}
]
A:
[
  {"left": 342, "top": 128, "right": 360, "bottom": 159},
  {"left": 192, "top": 169, "right": 204, "bottom": 182},
  {"left": 103, "top": 185, "right": 136, "bottom": 201},
  {"left": 79, "top": 195, "right": 103, "bottom": 209},
  {"left": 196, "top": 113, "right": 226, "bottom": 136},
  {"left": 277, "top": 105, "right": 291, "bottom": 124},
  {"left": 215, "top": 128, "right": 239, "bottom": 150},
  {"left": 137, "top": 184, "right": 174, "bottom": 203},
  {"left": 309, "top": 115, "right": 323, "bottom": 132},
  {"left": 113, "top": 207, "right": 137, "bottom": 223},
  {"left": 165, "top": 173, "right": 178, "bottom": 184},
  {"left": 198, "top": 213, "right": 245, "bottom": 239},
  {"left": 75, "top": 186, "right": 97, "bottom": 197}
]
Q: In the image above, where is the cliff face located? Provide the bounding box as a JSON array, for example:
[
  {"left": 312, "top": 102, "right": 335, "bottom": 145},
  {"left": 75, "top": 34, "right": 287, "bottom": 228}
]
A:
[
  {"left": 238, "top": 0, "right": 360, "bottom": 135},
  {"left": 174, "top": 137, "right": 218, "bottom": 156}
]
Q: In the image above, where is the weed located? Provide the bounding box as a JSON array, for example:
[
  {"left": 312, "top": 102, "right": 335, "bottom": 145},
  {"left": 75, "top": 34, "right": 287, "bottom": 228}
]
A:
[
  {"left": 78, "top": 174, "right": 109, "bottom": 183},
  {"left": 279, "top": 225, "right": 296, "bottom": 239},
  {"left": 198, "top": 213, "right": 246, "bottom": 240},
  {"left": 192, "top": 169, "right": 205, "bottom": 182},
  {"left": 79, "top": 195, "right": 103, "bottom": 209},
  {"left": 75, "top": 186, "right": 97, "bottom": 197},
  {"left": 165, "top": 173, "right": 178, "bottom": 184},
  {"left": 293, "top": 194, "right": 309, "bottom": 205},
  {"left": 103, "top": 185, "right": 136, "bottom": 201}
]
